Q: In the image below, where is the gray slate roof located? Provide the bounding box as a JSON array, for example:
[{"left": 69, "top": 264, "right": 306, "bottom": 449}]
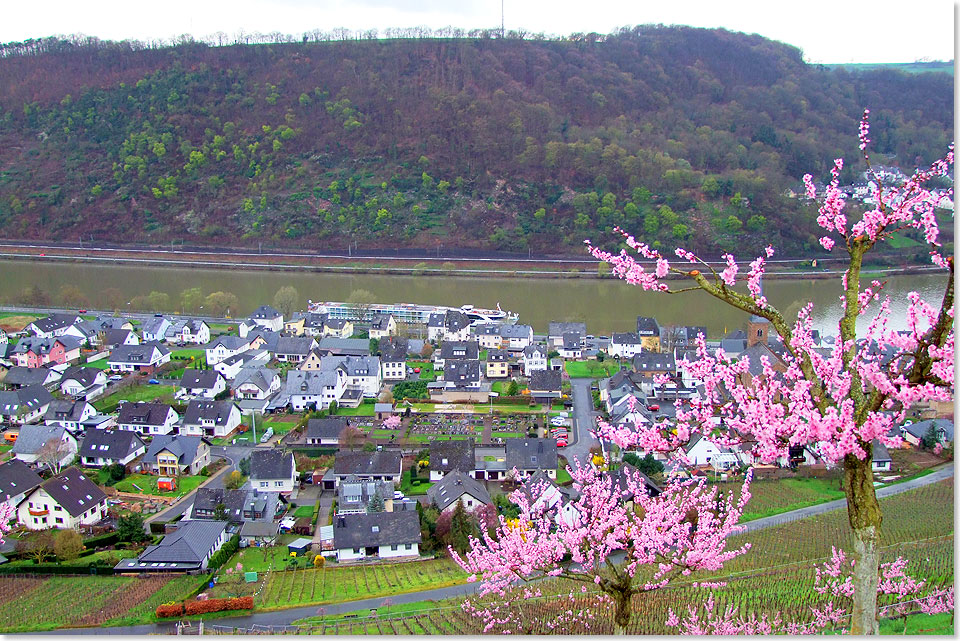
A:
[
  {"left": 251, "top": 305, "right": 282, "bottom": 320},
  {"left": 306, "top": 417, "right": 349, "bottom": 441},
  {"left": 439, "top": 341, "right": 479, "bottom": 361},
  {"left": 548, "top": 322, "right": 586, "bottom": 337},
  {"left": 3, "top": 367, "right": 59, "bottom": 388},
  {"left": 378, "top": 337, "right": 408, "bottom": 364},
  {"left": 0, "top": 385, "right": 54, "bottom": 416},
  {"left": 183, "top": 400, "right": 237, "bottom": 428},
  {"left": 427, "top": 469, "right": 491, "bottom": 511},
  {"left": 44, "top": 400, "right": 89, "bottom": 423},
  {"left": 180, "top": 369, "right": 223, "bottom": 390},
  {"left": 79, "top": 428, "right": 145, "bottom": 460},
  {"left": 444, "top": 360, "right": 481, "bottom": 384},
  {"left": 316, "top": 337, "right": 370, "bottom": 356},
  {"left": 231, "top": 366, "right": 278, "bottom": 393},
  {"left": 108, "top": 341, "right": 170, "bottom": 364},
  {"left": 332, "top": 510, "right": 420, "bottom": 549},
  {"left": 499, "top": 324, "right": 532, "bottom": 340},
  {"left": 250, "top": 449, "right": 295, "bottom": 480},
  {"left": 29, "top": 314, "right": 81, "bottom": 335},
  {"left": 632, "top": 352, "right": 676, "bottom": 373},
  {"left": 334, "top": 450, "right": 402, "bottom": 476},
  {"left": 636, "top": 316, "right": 661, "bottom": 336},
  {"left": 140, "top": 317, "right": 171, "bottom": 337},
  {"left": 430, "top": 439, "right": 475, "bottom": 474},
  {"left": 143, "top": 434, "right": 210, "bottom": 467},
  {"left": 133, "top": 520, "right": 227, "bottom": 566},
  {"left": 321, "top": 355, "right": 380, "bottom": 377},
  {"left": 10, "top": 424, "right": 67, "bottom": 455},
  {"left": 0, "top": 459, "right": 43, "bottom": 504},
  {"left": 59, "top": 366, "right": 102, "bottom": 389},
  {"left": 612, "top": 332, "right": 641, "bottom": 345},
  {"left": 38, "top": 467, "right": 106, "bottom": 517},
  {"left": 206, "top": 335, "right": 250, "bottom": 351},
  {"left": 529, "top": 369, "right": 561, "bottom": 392},
  {"left": 118, "top": 402, "right": 175, "bottom": 427},
  {"left": 506, "top": 438, "right": 557, "bottom": 472},
  {"left": 275, "top": 336, "right": 317, "bottom": 356}
]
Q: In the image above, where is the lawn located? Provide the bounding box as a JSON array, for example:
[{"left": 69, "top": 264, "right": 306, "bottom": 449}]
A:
[
  {"left": 231, "top": 543, "right": 301, "bottom": 574},
  {"left": 406, "top": 361, "right": 436, "bottom": 382},
  {"left": 170, "top": 348, "right": 206, "bottom": 359},
  {"left": 564, "top": 360, "right": 621, "bottom": 378},
  {"left": 263, "top": 419, "right": 298, "bottom": 435},
  {"left": 400, "top": 475, "right": 435, "bottom": 495},
  {"left": 490, "top": 403, "right": 544, "bottom": 414},
  {"left": 84, "top": 358, "right": 112, "bottom": 370},
  {"left": 93, "top": 384, "right": 176, "bottom": 413},
  {"left": 555, "top": 466, "right": 573, "bottom": 484},
  {"left": 112, "top": 473, "right": 208, "bottom": 497},
  {"left": 334, "top": 404, "right": 376, "bottom": 416}
]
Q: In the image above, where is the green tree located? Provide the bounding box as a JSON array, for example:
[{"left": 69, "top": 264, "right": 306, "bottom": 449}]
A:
[
  {"left": 746, "top": 215, "right": 767, "bottom": 232},
  {"left": 506, "top": 380, "right": 520, "bottom": 396},
  {"left": 273, "top": 285, "right": 299, "bottom": 319},
  {"left": 213, "top": 503, "right": 229, "bottom": 521},
  {"left": 180, "top": 287, "right": 204, "bottom": 313},
  {"left": 53, "top": 529, "right": 84, "bottom": 561},
  {"left": 367, "top": 491, "right": 385, "bottom": 513},
  {"left": 146, "top": 291, "right": 171, "bottom": 311},
  {"left": 238, "top": 457, "right": 251, "bottom": 476},
  {"left": 369, "top": 338, "right": 380, "bottom": 355},
  {"left": 725, "top": 215, "right": 743, "bottom": 233},
  {"left": 448, "top": 501, "right": 476, "bottom": 554},
  {"left": 117, "top": 513, "right": 149, "bottom": 542},
  {"left": 205, "top": 291, "right": 239, "bottom": 316},
  {"left": 224, "top": 470, "right": 245, "bottom": 490}
]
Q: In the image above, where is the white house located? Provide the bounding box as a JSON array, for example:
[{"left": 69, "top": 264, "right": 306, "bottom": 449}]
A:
[
  {"left": 426, "top": 469, "right": 491, "bottom": 513},
  {"left": 17, "top": 467, "right": 107, "bottom": 530},
  {"left": 321, "top": 355, "right": 382, "bottom": 398},
  {"left": 683, "top": 434, "right": 741, "bottom": 469},
  {"left": 204, "top": 336, "right": 252, "bottom": 366},
  {"left": 117, "top": 402, "right": 179, "bottom": 436},
  {"left": 177, "top": 370, "right": 227, "bottom": 400},
  {"left": 521, "top": 345, "right": 549, "bottom": 376},
  {"left": 59, "top": 367, "right": 108, "bottom": 401},
  {"left": 247, "top": 305, "right": 284, "bottom": 332},
  {"left": 231, "top": 367, "right": 281, "bottom": 400},
  {"left": 608, "top": 333, "right": 643, "bottom": 359},
  {"left": 141, "top": 317, "right": 173, "bottom": 342},
  {"left": 78, "top": 428, "right": 146, "bottom": 467},
  {"left": 249, "top": 449, "right": 297, "bottom": 494},
  {"left": 368, "top": 314, "right": 397, "bottom": 340},
  {"left": 427, "top": 311, "right": 472, "bottom": 343},
  {"left": 0, "top": 459, "right": 43, "bottom": 517},
  {"left": 180, "top": 400, "right": 242, "bottom": 439},
  {"left": 165, "top": 319, "right": 211, "bottom": 345},
  {"left": 107, "top": 342, "right": 171, "bottom": 373},
  {"left": 332, "top": 510, "right": 420, "bottom": 563},
  {"left": 43, "top": 400, "right": 96, "bottom": 432},
  {"left": 500, "top": 324, "right": 534, "bottom": 351},
  {"left": 0, "top": 386, "right": 55, "bottom": 425},
  {"left": 267, "top": 369, "right": 348, "bottom": 412}
]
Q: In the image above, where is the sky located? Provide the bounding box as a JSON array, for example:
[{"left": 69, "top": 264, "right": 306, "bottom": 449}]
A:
[{"left": 2, "top": 0, "right": 955, "bottom": 64}]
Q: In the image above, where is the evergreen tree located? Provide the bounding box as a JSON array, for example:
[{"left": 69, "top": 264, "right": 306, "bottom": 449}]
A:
[
  {"left": 448, "top": 501, "right": 476, "bottom": 555},
  {"left": 367, "top": 490, "right": 385, "bottom": 513},
  {"left": 116, "top": 513, "right": 149, "bottom": 542}
]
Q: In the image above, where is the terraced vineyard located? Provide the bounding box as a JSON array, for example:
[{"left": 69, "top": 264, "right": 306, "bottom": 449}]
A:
[{"left": 255, "top": 558, "right": 468, "bottom": 610}]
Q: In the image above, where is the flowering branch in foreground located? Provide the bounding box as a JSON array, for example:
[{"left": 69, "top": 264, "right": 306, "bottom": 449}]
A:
[{"left": 451, "top": 461, "right": 752, "bottom": 633}]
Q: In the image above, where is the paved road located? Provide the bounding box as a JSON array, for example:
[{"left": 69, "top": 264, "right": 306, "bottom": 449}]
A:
[{"left": 565, "top": 378, "right": 599, "bottom": 470}]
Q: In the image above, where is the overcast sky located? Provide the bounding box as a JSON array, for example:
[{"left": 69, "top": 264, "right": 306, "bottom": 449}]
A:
[{"left": 2, "top": 0, "right": 955, "bottom": 64}]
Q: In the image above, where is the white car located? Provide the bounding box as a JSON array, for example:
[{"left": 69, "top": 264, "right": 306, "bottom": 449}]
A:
[
  {"left": 109, "top": 374, "right": 123, "bottom": 381},
  {"left": 394, "top": 491, "right": 405, "bottom": 500}
]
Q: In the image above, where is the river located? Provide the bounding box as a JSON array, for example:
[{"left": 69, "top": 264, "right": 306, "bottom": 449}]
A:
[{"left": 0, "top": 259, "right": 948, "bottom": 337}]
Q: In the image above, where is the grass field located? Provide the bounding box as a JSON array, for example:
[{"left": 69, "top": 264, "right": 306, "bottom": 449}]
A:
[
  {"left": 0, "top": 314, "right": 38, "bottom": 332},
  {"left": 83, "top": 358, "right": 112, "bottom": 370},
  {"left": 93, "top": 384, "right": 176, "bottom": 413},
  {"left": 400, "top": 476, "right": 435, "bottom": 495},
  {"left": 112, "top": 473, "right": 208, "bottom": 497},
  {"left": 564, "top": 360, "right": 621, "bottom": 378},
  {"left": 335, "top": 404, "right": 377, "bottom": 417},
  {"left": 406, "top": 361, "right": 436, "bottom": 382},
  {"left": 724, "top": 476, "right": 847, "bottom": 522}
]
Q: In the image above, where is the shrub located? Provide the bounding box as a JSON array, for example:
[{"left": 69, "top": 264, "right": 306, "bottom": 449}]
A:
[
  {"left": 155, "top": 602, "right": 185, "bottom": 618},
  {"left": 83, "top": 531, "right": 120, "bottom": 548},
  {"left": 182, "top": 596, "right": 254, "bottom": 616},
  {"left": 207, "top": 534, "right": 241, "bottom": 571}
]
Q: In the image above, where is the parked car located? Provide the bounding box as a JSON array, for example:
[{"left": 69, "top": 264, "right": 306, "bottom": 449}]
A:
[
  {"left": 147, "top": 378, "right": 160, "bottom": 385},
  {"left": 414, "top": 367, "right": 421, "bottom": 373},
  {"left": 407, "top": 367, "right": 414, "bottom": 374},
  {"left": 109, "top": 374, "right": 123, "bottom": 381},
  {"left": 394, "top": 491, "right": 404, "bottom": 500}
]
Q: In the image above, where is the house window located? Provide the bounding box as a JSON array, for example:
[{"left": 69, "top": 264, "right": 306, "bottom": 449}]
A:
[
  {"left": 390, "top": 545, "right": 397, "bottom": 551},
  {"left": 353, "top": 548, "right": 361, "bottom": 554},
  {"left": 55, "top": 517, "right": 63, "bottom": 524},
  {"left": 275, "top": 481, "right": 283, "bottom": 487},
  {"left": 467, "top": 500, "right": 473, "bottom": 507},
  {"left": 404, "top": 544, "right": 411, "bottom": 550},
  {"left": 54, "top": 506, "right": 61, "bottom": 511},
  {"left": 260, "top": 482, "right": 268, "bottom": 488}
]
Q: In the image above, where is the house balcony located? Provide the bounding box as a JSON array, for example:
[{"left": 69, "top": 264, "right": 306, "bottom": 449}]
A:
[{"left": 28, "top": 508, "right": 49, "bottom": 516}]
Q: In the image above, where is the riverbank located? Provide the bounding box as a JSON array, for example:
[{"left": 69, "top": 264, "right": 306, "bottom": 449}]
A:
[{"left": 0, "top": 240, "right": 937, "bottom": 281}]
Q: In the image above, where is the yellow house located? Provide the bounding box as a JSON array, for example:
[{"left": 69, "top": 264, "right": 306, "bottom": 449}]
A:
[{"left": 485, "top": 349, "right": 511, "bottom": 379}]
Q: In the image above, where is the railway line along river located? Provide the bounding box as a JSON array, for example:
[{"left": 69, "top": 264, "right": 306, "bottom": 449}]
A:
[{"left": 0, "top": 258, "right": 947, "bottom": 337}]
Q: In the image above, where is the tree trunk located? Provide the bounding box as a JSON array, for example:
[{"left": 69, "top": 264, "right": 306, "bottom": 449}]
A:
[
  {"left": 611, "top": 588, "right": 633, "bottom": 635},
  {"left": 844, "top": 454, "right": 882, "bottom": 635}
]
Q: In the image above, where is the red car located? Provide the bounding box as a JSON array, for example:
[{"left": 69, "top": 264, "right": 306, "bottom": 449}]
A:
[
  {"left": 414, "top": 367, "right": 421, "bottom": 373},
  {"left": 557, "top": 439, "right": 568, "bottom": 447}
]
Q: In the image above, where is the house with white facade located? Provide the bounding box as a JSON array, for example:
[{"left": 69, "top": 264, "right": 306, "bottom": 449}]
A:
[
  {"left": 248, "top": 305, "right": 284, "bottom": 333},
  {"left": 117, "top": 402, "right": 179, "bottom": 436},
  {"left": 427, "top": 470, "right": 491, "bottom": 513},
  {"left": 321, "top": 355, "right": 382, "bottom": 398},
  {"left": 79, "top": 428, "right": 146, "bottom": 467},
  {"left": 214, "top": 349, "right": 270, "bottom": 380},
  {"left": 107, "top": 342, "right": 171, "bottom": 373},
  {"left": 18, "top": 467, "right": 107, "bottom": 530},
  {"left": 180, "top": 400, "right": 242, "bottom": 439},
  {"left": 608, "top": 332, "right": 643, "bottom": 359},
  {"left": 379, "top": 338, "right": 407, "bottom": 381},
  {"left": 368, "top": 314, "right": 396, "bottom": 340},
  {"left": 427, "top": 310, "right": 472, "bottom": 343},
  {"left": 267, "top": 369, "right": 348, "bottom": 412},
  {"left": 165, "top": 319, "right": 211, "bottom": 345},
  {"left": 26, "top": 314, "right": 83, "bottom": 339},
  {"left": 0, "top": 459, "right": 43, "bottom": 516},
  {"left": 231, "top": 366, "right": 281, "bottom": 400},
  {"left": 43, "top": 400, "right": 96, "bottom": 432},
  {"left": 141, "top": 317, "right": 173, "bottom": 342},
  {"left": 521, "top": 345, "right": 548, "bottom": 377},
  {"left": 59, "top": 366, "right": 108, "bottom": 401},
  {"left": 177, "top": 370, "right": 227, "bottom": 400},
  {"left": 333, "top": 510, "right": 420, "bottom": 563},
  {"left": 204, "top": 336, "right": 252, "bottom": 366},
  {"left": 0, "top": 386, "right": 55, "bottom": 425},
  {"left": 250, "top": 449, "right": 297, "bottom": 494},
  {"left": 500, "top": 324, "right": 534, "bottom": 351}
]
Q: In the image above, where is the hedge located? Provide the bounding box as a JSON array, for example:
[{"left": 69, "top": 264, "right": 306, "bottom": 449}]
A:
[
  {"left": 0, "top": 562, "right": 112, "bottom": 575},
  {"left": 207, "top": 534, "right": 240, "bottom": 571},
  {"left": 156, "top": 596, "right": 254, "bottom": 618},
  {"left": 83, "top": 532, "right": 120, "bottom": 548}
]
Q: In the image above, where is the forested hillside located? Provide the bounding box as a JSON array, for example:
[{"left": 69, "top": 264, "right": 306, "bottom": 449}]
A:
[{"left": 0, "top": 26, "right": 952, "bottom": 257}]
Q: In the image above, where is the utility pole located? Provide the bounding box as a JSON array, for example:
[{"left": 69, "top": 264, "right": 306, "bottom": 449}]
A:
[{"left": 501, "top": 0, "right": 505, "bottom": 38}]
